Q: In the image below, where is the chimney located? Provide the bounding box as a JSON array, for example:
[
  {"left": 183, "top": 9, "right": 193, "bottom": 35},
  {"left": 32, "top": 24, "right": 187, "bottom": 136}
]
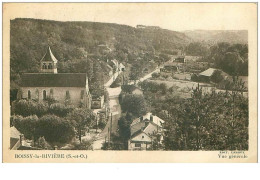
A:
[
  {"left": 19, "top": 134, "right": 24, "bottom": 145},
  {"left": 150, "top": 114, "right": 153, "bottom": 122}
]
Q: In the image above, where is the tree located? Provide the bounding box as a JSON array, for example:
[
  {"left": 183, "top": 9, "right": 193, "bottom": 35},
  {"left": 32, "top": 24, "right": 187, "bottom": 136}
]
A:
[
  {"left": 151, "top": 72, "right": 160, "bottom": 79},
  {"left": 36, "top": 115, "right": 75, "bottom": 144},
  {"left": 129, "top": 63, "right": 143, "bottom": 84},
  {"left": 66, "top": 108, "right": 95, "bottom": 143},
  {"left": 163, "top": 84, "right": 248, "bottom": 151},
  {"left": 12, "top": 115, "right": 39, "bottom": 140},
  {"left": 209, "top": 43, "right": 248, "bottom": 76},
  {"left": 210, "top": 70, "right": 224, "bottom": 84},
  {"left": 118, "top": 113, "right": 133, "bottom": 143},
  {"left": 49, "top": 103, "right": 74, "bottom": 117},
  {"left": 185, "top": 42, "right": 209, "bottom": 56},
  {"left": 12, "top": 99, "right": 48, "bottom": 117},
  {"left": 120, "top": 94, "right": 149, "bottom": 117}
]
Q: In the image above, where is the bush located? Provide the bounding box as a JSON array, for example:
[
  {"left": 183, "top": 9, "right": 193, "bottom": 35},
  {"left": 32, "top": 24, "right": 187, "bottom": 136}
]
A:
[
  {"left": 49, "top": 103, "right": 74, "bottom": 117},
  {"left": 151, "top": 72, "right": 160, "bottom": 79},
  {"left": 12, "top": 99, "right": 48, "bottom": 117},
  {"left": 12, "top": 115, "right": 39, "bottom": 139},
  {"left": 36, "top": 115, "right": 75, "bottom": 144}
]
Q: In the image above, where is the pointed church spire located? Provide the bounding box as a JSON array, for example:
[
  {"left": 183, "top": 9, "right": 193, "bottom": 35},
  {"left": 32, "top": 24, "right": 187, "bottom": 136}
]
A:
[
  {"left": 40, "top": 46, "right": 58, "bottom": 74},
  {"left": 40, "top": 46, "right": 58, "bottom": 63}
]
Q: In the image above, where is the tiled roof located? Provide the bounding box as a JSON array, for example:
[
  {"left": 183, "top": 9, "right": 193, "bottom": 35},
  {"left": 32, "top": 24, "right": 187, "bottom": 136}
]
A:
[
  {"left": 199, "top": 68, "right": 217, "bottom": 77},
  {"left": 40, "top": 47, "right": 58, "bottom": 63},
  {"left": 131, "top": 112, "right": 164, "bottom": 127},
  {"left": 21, "top": 73, "right": 88, "bottom": 87}
]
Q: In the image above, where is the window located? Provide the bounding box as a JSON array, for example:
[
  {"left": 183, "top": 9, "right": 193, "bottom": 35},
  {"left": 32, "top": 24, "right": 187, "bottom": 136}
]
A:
[
  {"left": 43, "top": 90, "right": 47, "bottom": 100},
  {"left": 50, "top": 89, "right": 54, "bottom": 98},
  {"left": 48, "top": 63, "right": 53, "bottom": 69},
  {"left": 80, "top": 90, "right": 84, "bottom": 99},
  {"left": 66, "top": 91, "right": 70, "bottom": 100},
  {"left": 142, "top": 136, "right": 144, "bottom": 139},
  {"left": 42, "top": 63, "right": 47, "bottom": 69},
  {"left": 28, "top": 90, "right": 31, "bottom": 99},
  {"left": 135, "top": 143, "right": 141, "bottom": 147}
]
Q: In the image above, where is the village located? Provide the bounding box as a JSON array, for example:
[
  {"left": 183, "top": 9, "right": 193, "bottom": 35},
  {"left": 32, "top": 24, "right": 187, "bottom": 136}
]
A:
[{"left": 10, "top": 42, "right": 248, "bottom": 151}]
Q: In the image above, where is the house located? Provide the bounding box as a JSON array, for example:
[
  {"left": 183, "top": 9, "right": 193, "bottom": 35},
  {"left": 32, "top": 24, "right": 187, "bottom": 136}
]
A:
[
  {"left": 132, "top": 88, "right": 143, "bottom": 95},
  {"left": 174, "top": 56, "right": 186, "bottom": 63},
  {"left": 128, "top": 113, "right": 164, "bottom": 150},
  {"left": 199, "top": 68, "right": 229, "bottom": 82},
  {"left": 10, "top": 127, "right": 37, "bottom": 150},
  {"left": 19, "top": 47, "right": 92, "bottom": 108},
  {"left": 160, "top": 61, "right": 179, "bottom": 76},
  {"left": 136, "top": 25, "right": 146, "bottom": 29},
  {"left": 108, "top": 59, "right": 125, "bottom": 72},
  {"left": 91, "top": 95, "right": 105, "bottom": 109},
  {"left": 119, "top": 63, "right": 125, "bottom": 72}
]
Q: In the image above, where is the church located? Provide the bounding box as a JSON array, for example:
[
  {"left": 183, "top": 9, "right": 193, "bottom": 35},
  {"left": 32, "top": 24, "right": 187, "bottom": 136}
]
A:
[{"left": 20, "top": 47, "right": 92, "bottom": 108}]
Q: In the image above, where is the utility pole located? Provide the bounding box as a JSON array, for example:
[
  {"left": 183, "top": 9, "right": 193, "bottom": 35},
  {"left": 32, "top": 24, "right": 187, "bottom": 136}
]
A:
[
  {"left": 96, "top": 114, "right": 98, "bottom": 133},
  {"left": 110, "top": 113, "right": 113, "bottom": 134}
]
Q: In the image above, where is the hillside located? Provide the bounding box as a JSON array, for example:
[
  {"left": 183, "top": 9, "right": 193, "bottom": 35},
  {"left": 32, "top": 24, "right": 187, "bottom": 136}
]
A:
[
  {"left": 10, "top": 18, "right": 191, "bottom": 75},
  {"left": 183, "top": 30, "right": 248, "bottom": 44}
]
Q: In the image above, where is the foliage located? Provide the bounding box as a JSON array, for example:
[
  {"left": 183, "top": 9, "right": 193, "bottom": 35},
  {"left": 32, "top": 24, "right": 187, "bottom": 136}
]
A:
[
  {"left": 66, "top": 108, "right": 95, "bottom": 142},
  {"left": 120, "top": 94, "right": 149, "bottom": 118},
  {"left": 110, "top": 73, "right": 124, "bottom": 88},
  {"left": 163, "top": 84, "right": 248, "bottom": 150},
  {"left": 118, "top": 113, "right": 133, "bottom": 145},
  {"left": 67, "top": 139, "right": 94, "bottom": 150},
  {"left": 151, "top": 72, "right": 160, "bottom": 79},
  {"left": 185, "top": 42, "right": 210, "bottom": 56},
  {"left": 129, "top": 63, "right": 143, "bottom": 83},
  {"left": 36, "top": 115, "right": 75, "bottom": 144},
  {"left": 49, "top": 103, "right": 74, "bottom": 117},
  {"left": 12, "top": 99, "right": 48, "bottom": 117},
  {"left": 12, "top": 115, "right": 38, "bottom": 139},
  {"left": 121, "top": 84, "right": 137, "bottom": 94},
  {"left": 36, "top": 136, "right": 52, "bottom": 150},
  {"left": 209, "top": 43, "right": 248, "bottom": 76},
  {"left": 210, "top": 70, "right": 224, "bottom": 84}
]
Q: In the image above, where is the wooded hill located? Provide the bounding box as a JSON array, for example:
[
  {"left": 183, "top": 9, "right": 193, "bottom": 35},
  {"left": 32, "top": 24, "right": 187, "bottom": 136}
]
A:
[
  {"left": 10, "top": 18, "right": 248, "bottom": 90},
  {"left": 10, "top": 18, "right": 190, "bottom": 75}
]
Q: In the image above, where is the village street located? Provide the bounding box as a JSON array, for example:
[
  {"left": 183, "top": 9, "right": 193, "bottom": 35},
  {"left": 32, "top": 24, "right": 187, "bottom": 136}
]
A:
[
  {"left": 92, "top": 65, "right": 162, "bottom": 149},
  {"left": 92, "top": 71, "right": 122, "bottom": 150}
]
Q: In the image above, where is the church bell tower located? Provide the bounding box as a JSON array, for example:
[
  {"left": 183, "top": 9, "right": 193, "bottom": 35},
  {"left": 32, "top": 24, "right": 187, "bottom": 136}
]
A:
[{"left": 40, "top": 46, "right": 58, "bottom": 73}]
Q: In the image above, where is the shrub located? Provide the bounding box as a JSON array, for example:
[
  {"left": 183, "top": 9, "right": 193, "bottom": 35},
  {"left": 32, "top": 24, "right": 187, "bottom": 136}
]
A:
[
  {"left": 36, "top": 115, "right": 75, "bottom": 144},
  {"left": 12, "top": 99, "right": 48, "bottom": 117}
]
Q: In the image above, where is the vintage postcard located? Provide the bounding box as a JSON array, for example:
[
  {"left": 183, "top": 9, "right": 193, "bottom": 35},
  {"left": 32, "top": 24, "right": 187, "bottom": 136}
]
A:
[{"left": 2, "top": 3, "right": 257, "bottom": 163}]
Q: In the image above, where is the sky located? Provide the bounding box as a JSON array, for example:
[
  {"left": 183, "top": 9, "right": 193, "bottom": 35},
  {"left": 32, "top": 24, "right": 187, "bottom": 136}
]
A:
[{"left": 4, "top": 3, "right": 257, "bottom": 31}]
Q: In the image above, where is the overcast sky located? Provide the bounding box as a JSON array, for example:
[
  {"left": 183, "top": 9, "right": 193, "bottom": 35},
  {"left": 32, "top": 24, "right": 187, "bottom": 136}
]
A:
[{"left": 6, "top": 3, "right": 256, "bottom": 31}]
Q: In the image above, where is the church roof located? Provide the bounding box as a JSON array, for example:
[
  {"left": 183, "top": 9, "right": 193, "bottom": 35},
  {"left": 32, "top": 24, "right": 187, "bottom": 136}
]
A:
[
  {"left": 21, "top": 73, "right": 88, "bottom": 87},
  {"left": 40, "top": 47, "right": 58, "bottom": 63}
]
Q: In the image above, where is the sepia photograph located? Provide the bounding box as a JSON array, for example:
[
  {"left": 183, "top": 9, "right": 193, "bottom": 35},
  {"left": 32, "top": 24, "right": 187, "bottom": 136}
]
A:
[{"left": 2, "top": 2, "right": 257, "bottom": 163}]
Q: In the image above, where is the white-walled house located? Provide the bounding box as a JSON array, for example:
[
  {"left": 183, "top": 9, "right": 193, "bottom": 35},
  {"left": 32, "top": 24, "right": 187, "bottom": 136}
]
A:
[{"left": 128, "top": 113, "right": 164, "bottom": 150}]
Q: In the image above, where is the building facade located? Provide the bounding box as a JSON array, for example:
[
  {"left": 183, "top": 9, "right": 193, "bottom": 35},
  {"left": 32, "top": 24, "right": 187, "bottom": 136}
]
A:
[
  {"left": 128, "top": 113, "right": 164, "bottom": 150},
  {"left": 19, "top": 47, "right": 92, "bottom": 108}
]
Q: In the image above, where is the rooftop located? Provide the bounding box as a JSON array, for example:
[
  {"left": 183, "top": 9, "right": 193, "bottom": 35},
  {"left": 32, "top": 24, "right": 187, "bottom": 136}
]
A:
[
  {"left": 40, "top": 47, "right": 58, "bottom": 63},
  {"left": 21, "top": 73, "right": 88, "bottom": 87},
  {"left": 131, "top": 112, "right": 164, "bottom": 127}
]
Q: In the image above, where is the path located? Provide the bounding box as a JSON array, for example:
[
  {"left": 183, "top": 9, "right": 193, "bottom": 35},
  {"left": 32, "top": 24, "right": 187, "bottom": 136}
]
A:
[{"left": 92, "top": 71, "right": 122, "bottom": 150}]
